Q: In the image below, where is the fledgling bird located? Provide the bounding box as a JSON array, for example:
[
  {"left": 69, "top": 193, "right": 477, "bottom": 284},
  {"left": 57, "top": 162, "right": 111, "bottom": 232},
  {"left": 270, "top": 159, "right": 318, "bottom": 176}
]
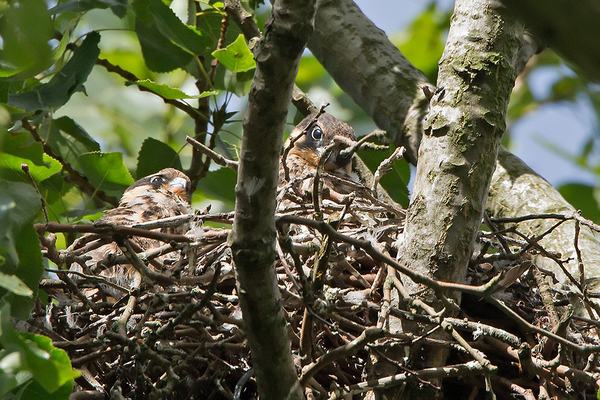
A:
[
  {"left": 71, "top": 168, "right": 192, "bottom": 299},
  {"left": 279, "top": 113, "right": 359, "bottom": 197}
]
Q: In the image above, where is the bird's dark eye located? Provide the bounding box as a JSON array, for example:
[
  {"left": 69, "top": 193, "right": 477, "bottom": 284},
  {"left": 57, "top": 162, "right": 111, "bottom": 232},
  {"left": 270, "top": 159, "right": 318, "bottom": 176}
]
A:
[
  {"left": 150, "top": 176, "right": 165, "bottom": 184},
  {"left": 311, "top": 126, "right": 323, "bottom": 141}
]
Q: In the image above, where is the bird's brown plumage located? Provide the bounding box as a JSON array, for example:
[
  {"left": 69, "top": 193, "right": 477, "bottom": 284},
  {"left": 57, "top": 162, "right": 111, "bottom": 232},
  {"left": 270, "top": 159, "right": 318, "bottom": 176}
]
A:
[
  {"left": 72, "top": 168, "right": 192, "bottom": 299},
  {"left": 279, "top": 113, "right": 360, "bottom": 199}
]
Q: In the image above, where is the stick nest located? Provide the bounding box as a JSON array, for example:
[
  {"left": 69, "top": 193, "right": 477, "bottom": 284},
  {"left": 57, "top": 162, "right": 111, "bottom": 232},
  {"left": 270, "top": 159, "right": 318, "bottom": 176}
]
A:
[{"left": 31, "top": 168, "right": 600, "bottom": 400}]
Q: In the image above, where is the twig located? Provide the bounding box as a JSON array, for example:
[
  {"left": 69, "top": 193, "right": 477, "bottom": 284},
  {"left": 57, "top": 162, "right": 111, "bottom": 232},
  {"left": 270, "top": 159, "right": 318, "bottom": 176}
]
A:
[
  {"left": 338, "top": 129, "right": 388, "bottom": 158},
  {"left": 186, "top": 136, "right": 238, "bottom": 170},
  {"left": 329, "top": 361, "right": 487, "bottom": 399},
  {"left": 300, "top": 327, "right": 385, "bottom": 386},
  {"left": 574, "top": 217, "right": 586, "bottom": 292},
  {"left": 95, "top": 58, "right": 200, "bottom": 119},
  {"left": 35, "top": 221, "right": 194, "bottom": 243},
  {"left": 371, "top": 146, "right": 405, "bottom": 196},
  {"left": 120, "top": 239, "right": 175, "bottom": 286},
  {"left": 46, "top": 268, "right": 129, "bottom": 294},
  {"left": 491, "top": 212, "right": 600, "bottom": 233},
  {"left": 21, "top": 163, "right": 49, "bottom": 223}
]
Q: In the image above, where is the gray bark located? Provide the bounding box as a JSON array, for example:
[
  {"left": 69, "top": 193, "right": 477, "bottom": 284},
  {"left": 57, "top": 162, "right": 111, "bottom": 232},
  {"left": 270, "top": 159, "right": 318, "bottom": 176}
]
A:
[
  {"left": 229, "top": 1, "right": 316, "bottom": 399},
  {"left": 399, "top": 0, "right": 522, "bottom": 297},
  {"left": 309, "top": 0, "right": 600, "bottom": 285}
]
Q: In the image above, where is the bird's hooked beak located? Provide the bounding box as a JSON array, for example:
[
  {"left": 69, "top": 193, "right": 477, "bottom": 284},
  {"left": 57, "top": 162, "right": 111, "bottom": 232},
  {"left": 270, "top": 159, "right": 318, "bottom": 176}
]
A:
[
  {"left": 323, "top": 147, "right": 353, "bottom": 172},
  {"left": 170, "top": 177, "right": 190, "bottom": 191}
]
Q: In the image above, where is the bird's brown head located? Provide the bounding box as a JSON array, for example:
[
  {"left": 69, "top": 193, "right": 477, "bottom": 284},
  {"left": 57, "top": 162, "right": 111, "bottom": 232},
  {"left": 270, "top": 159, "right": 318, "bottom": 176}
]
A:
[
  {"left": 123, "top": 168, "right": 192, "bottom": 205},
  {"left": 289, "top": 113, "right": 356, "bottom": 172}
]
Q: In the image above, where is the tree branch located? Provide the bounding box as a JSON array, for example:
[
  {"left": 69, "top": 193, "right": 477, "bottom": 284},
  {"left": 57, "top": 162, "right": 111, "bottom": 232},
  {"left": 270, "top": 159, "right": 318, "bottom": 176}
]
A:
[{"left": 229, "top": 0, "right": 317, "bottom": 398}]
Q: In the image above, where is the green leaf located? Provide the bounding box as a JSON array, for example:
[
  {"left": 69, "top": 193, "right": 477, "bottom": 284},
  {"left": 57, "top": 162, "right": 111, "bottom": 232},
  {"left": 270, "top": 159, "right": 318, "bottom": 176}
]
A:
[
  {"left": 0, "top": 132, "right": 62, "bottom": 184},
  {"left": 0, "top": 301, "right": 79, "bottom": 396},
  {"left": 212, "top": 34, "right": 256, "bottom": 73},
  {"left": 132, "top": 0, "right": 211, "bottom": 72},
  {"left": 8, "top": 32, "right": 101, "bottom": 113},
  {"left": 0, "top": 272, "right": 33, "bottom": 297},
  {"left": 53, "top": 117, "right": 101, "bottom": 153},
  {"left": 136, "top": 138, "right": 183, "bottom": 179},
  {"left": 130, "top": 80, "right": 218, "bottom": 100},
  {"left": 196, "top": 167, "right": 237, "bottom": 208},
  {"left": 10, "top": 225, "right": 44, "bottom": 319},
  {"left": 49, "top": 0, "right": 128, "bottom": 18},
  {"left": 41, "top": 117, "right": 100, "bottom": 173},
  {"left": 0, "top": 1, "right": 54, "bottom": 76},
  {"left": 78, "top": 152, "right": 134, "bottom": 198},
  {"left": 0, "top": 182, "right": 43, "bottom": 319},
  {"left": 134, "top": 18, "right": 194, "bottom": 73}
]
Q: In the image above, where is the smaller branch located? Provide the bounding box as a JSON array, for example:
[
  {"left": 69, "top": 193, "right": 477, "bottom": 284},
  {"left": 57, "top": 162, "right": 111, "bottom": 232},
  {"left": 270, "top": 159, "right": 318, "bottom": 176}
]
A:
[
  {"left": 35, "top": 221, "right": 194, "bottom": 243},
  {"left": 491, "top": 212, "right": 600, "bottom": 233},
  {"left": 338, "top": 129, "right": 388, "bottom": 158},
  {"left": 574, "top": 218, "right": 586, "bottom": 292},
  {"left": 371, "top": 146, "right": 405, "bottom": 196},
  {"left": 120, "top": 239, "right": 174, "bottom": 286},
  {"left": 46, "top": 268, "right": 129, "bottom": 295},
  {"left": 186, "top": 136, "right": 238, "bottom": 170},
  {"left": 21, "top": 163, "right": 49, "bottom": 223},
  {"left": 330, "top": 361, "right": 487, "bottom": 399},
  {"left": 300, "top": 327, "right": 385, "bottom": 386},
  {"left": 95, "top": 58, "right": 199, "bottom": 119},
  {"left": 224, "top": 0, "right": 261, "bottom": 40},
  {"left": 208, "top": 13, "right": 229, "bottom": 82}
]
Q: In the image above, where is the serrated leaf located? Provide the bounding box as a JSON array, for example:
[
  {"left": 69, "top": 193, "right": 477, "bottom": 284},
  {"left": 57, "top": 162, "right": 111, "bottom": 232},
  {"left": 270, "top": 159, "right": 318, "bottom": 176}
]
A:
[
  {"left": 131, "top": 80, "right": 218, "bottom": 100},
  {"left": 212, "top": 34, "right": 256, "bottom": 73},
  {"left": 8, "top": 32, "right": 101, "bottom": 112},
  {"left": 136, "top": 138, "right": 183, "bottom": 178},
  {"left": 78, "top": 152, "right": 134, "bottom": 198}
]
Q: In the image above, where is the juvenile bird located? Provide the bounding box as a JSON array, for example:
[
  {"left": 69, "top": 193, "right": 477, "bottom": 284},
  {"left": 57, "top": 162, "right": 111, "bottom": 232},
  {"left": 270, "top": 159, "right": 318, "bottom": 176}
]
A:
[
  {"left": 71, "top": 168, "right": 192, "bottom": 299},
  {"left": 279, "top": 113, "right": 359, "bottom": 197}
]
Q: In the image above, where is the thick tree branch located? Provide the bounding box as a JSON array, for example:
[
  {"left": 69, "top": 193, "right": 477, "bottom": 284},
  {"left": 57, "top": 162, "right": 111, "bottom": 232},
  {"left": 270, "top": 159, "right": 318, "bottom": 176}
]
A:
[
  {"left": 229, "top": 0, "right": 317, "bottom": 399},
  {"left": 308, "top": 0, "right": 600, "bottom": 288},
  {"left": 400, "top": 0, "right": 522, "bottom": 296}
]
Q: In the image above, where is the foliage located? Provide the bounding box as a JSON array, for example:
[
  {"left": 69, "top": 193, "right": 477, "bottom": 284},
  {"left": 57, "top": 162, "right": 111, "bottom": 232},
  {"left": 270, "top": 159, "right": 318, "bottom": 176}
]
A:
[{"left": 1, "top": 0, "right": 600, "bottom": 398}]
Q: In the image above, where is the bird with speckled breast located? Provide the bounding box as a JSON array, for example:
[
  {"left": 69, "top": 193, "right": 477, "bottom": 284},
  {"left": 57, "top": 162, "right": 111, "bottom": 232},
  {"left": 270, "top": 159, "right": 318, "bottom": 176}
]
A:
[{"left": 71, "top": 168, "right": 192, "bottom": 299}]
